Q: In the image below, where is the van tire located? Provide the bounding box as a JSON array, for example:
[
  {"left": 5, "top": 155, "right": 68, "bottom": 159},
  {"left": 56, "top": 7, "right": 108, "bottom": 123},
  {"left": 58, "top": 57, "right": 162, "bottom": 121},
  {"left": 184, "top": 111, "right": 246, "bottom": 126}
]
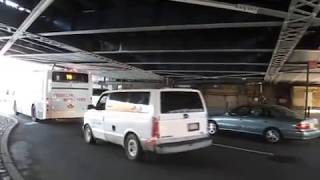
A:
[
  {"left": 31, "top": 105, "right": 38, "bottom": 122},
  {"left": 125, "top": 134, "right": 143, "bottom": 161},
  {"left": 84, "top": 125, "right": 96, "bottom": 144}
]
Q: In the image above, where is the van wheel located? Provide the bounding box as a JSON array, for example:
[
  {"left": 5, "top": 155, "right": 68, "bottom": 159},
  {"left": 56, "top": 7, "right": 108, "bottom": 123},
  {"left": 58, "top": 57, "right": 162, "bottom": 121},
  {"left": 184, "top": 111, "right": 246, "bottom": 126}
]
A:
[
  {"left": 125, "top": 134, "right": 143, "bottom": 161},
  {"left": 31, "top": 105, "right": 38, "bottom": 122},
  {"left": 84, "top": 125, "right": 96, "bottom": 144},
  {"left": 208, "top": 121, "right": 218, "bottom": 135},
  {"left": 13, "top": 101, "right": 19, "bottom": 115},
  {"left": 264, "top": 128, "right": 282, "bottom": 143}
]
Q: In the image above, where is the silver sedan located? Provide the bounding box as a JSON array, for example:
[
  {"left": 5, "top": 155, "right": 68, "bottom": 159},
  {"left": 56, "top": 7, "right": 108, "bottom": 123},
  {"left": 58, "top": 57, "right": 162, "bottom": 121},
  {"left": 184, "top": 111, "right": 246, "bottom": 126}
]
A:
[{"left": 208, "top": 104, "right": 320, "bottom": 143}]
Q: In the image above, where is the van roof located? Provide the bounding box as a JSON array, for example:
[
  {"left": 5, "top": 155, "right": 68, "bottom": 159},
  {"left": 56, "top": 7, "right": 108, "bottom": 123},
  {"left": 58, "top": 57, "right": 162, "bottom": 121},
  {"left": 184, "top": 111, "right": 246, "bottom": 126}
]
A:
[{"left": 101, "top": 88, "right": 200, "bottom": 95}]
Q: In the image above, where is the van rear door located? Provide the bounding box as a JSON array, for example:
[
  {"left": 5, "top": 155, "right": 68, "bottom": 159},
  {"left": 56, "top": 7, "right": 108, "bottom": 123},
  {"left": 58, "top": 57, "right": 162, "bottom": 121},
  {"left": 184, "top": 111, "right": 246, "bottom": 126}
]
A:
[{"left": 158, "top": 90, "right": 208, "bottom": 141}]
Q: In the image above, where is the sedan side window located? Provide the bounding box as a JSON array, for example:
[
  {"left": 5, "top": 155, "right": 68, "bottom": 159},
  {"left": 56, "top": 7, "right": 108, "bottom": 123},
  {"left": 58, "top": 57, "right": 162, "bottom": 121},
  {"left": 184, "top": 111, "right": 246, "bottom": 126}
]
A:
[
  {"left": 231, "top": 106, "right": 251, "bottom": 116},
  {"left": 250, "top": 107, "right": 263, "bottom": 117}
]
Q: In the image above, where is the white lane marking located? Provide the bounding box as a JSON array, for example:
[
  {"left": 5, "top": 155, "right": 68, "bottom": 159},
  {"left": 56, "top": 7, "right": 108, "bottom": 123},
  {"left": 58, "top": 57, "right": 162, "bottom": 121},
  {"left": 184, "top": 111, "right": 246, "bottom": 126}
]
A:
[
  {"left": 212, "top": 143, "right": 275, "bottom": 156},
  {"left": 25, "top": 122, "right": 38, "bottom": 125}
]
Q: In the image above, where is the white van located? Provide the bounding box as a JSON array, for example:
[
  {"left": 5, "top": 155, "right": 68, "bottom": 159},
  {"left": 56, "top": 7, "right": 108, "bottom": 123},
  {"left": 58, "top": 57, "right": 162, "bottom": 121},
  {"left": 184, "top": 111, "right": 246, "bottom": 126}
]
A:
[{"left": 83, "top": 88, "right": 212, "bottom": 160}]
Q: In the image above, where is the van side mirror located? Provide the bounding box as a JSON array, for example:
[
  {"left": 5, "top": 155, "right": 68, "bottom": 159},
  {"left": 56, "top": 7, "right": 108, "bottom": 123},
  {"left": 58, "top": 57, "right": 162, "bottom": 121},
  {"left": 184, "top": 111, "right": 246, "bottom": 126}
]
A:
[{"left": 87, "top": 104, "right": 95, "bottom": 110}]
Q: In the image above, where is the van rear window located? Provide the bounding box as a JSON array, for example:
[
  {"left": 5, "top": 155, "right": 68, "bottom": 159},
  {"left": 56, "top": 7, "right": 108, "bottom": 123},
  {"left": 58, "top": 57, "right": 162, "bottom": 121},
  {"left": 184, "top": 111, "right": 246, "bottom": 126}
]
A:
[{"left": 161, "top": 91, "right": 204, "bottom": 113}]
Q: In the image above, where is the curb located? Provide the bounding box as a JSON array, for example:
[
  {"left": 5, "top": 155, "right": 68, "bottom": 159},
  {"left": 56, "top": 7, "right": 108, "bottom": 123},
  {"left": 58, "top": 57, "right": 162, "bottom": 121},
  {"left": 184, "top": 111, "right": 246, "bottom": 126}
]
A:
[{"left": 0, "top": 115, "right": 24, "bottom": 180}]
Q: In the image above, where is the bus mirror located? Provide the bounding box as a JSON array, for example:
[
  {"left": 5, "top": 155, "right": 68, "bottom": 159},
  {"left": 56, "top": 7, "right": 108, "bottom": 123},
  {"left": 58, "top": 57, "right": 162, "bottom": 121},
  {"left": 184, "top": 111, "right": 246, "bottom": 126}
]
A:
[{"left": 87, "top": 104, "right": 95, "bottom": 110}]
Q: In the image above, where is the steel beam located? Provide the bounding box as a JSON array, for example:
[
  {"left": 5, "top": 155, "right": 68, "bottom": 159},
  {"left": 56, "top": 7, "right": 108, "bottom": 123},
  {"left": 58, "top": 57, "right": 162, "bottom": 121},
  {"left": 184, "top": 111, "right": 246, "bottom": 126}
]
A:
[
  {"left": 0, "top": 39, "right": 45, "bottom": 53},
  {"left": 169, "top": 0, "right": 320, "bottom": 24},
  {"left": 0, "top": 36, "right": 12, "bottom": 40},
  {"left": 76, "top": 61, "right": 307, "bottom": 68},
  {"left": 176, "top": 77, "right": 263, "bottom": 84},
  {"left": 265, "top": 0, "right": 320, "bottom": 82},
  {"left": 128, "top": 62, "right": 269, "bottom": 66},
  {"left": 38, "top": 21, "right": 282, "bottom": 36},
  {"left": 7, "top": 49, "right": 26, "bottom": 54},
  {"left": 150, "top": 70, "right": 266, "bottom": 74},
  {"left": 0, "top": 23, "right": 160, "bottom": 76},
  {"left": 0, "top": 0, "right": 54, "bottom": 55},
  {"left": 166, "top": 73, "right": 265, "bottom": 80},
  {"left": 0, "top": 21, "right": 283, "bottom": 40},
  {"left": 20, "top": 39, "right": 64, "bottom": 53},
  {"left": 7, "top": 49, "right": 273, "bottom": 57},
  {"left": 94, "top": 49, "right": 273, "bottom": 54}
]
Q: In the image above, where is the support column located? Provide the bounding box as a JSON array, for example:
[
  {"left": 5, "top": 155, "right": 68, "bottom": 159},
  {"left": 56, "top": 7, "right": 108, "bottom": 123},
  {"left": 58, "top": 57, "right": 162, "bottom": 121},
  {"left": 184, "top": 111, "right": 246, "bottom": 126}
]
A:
[{"left": 304, "top": 64, "right": 310, "bottom": 119}]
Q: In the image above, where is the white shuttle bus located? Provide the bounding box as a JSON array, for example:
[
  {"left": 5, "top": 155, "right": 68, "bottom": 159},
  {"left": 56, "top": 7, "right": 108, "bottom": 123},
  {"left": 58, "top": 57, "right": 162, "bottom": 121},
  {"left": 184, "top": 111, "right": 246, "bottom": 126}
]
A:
[{"left": 14, "top": 70, "right": 92, "bottom": 121}]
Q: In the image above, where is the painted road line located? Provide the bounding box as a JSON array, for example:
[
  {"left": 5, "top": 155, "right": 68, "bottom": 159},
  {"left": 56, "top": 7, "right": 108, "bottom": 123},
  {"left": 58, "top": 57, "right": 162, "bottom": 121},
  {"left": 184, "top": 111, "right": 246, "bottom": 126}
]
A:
[
  {"left": 25, "top": 122, "right": 38, "bottom": 126},
  {"left": 212, "top": 143, "right": 275, "bottom": 156}
]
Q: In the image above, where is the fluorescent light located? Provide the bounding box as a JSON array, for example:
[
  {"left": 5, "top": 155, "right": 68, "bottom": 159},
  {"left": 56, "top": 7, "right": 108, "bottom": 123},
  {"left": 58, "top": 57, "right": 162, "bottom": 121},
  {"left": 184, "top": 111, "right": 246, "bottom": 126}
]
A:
[
  {"left": 5, "top": 0, "right": 19, "bottom": 8},
  {"left": 0, "top": 0, "right": 31, "bottom": 13},
  {"left": 176, "top": 85, "right": 191, "bottom": 88}
]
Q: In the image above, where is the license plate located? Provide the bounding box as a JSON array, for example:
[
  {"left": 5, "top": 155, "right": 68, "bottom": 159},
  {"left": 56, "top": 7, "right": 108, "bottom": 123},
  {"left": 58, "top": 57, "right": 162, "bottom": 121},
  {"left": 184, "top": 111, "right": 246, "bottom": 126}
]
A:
[{"left": 188, "top": 123, "right": 199, "bottom": 131}]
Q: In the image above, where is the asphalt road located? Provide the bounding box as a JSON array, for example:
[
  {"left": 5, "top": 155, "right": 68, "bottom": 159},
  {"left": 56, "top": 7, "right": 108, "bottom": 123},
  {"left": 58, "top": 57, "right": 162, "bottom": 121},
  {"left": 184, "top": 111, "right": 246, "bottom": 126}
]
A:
[{"left": 9, "top": 114, "right": 320, "bottom": 180}]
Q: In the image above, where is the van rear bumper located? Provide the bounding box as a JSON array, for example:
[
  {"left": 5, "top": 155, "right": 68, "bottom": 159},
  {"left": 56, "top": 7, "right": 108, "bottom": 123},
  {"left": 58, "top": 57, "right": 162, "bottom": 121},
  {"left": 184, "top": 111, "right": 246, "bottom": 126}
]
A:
[{"left": 143, "top": 136, "right": 212, "bottom": 154}]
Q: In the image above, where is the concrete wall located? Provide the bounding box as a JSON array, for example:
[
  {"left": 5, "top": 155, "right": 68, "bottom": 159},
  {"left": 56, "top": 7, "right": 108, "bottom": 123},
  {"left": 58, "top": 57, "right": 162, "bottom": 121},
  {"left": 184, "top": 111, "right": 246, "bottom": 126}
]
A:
[
  {"left": 201, "top": 83, "right": 293, "bottom": 115},
  {"left": 202, "top": 85, "right": 251, "bottom": 115}
]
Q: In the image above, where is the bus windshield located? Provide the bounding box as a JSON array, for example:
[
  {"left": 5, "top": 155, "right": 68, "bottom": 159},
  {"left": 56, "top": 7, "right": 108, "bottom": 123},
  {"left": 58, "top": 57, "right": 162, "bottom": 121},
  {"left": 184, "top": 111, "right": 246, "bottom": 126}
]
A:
[{"left": 52, "top": 72, "right": 88, "bottom": 83}]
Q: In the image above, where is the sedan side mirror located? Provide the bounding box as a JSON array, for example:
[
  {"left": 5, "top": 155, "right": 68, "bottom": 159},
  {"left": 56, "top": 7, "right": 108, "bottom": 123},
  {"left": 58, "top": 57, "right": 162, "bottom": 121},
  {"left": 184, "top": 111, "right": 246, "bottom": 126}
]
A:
[{"left": 87, "top": 104, "right": 95, "bottom": 110}]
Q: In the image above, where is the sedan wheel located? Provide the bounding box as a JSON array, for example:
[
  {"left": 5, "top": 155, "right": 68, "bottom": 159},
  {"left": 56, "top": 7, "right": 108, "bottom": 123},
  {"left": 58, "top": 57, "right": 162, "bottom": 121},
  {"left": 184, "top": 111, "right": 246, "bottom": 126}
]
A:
[
  {"left": 264, "top": 129, "right": 281, "bottom": 143},
  {"left": 208, "top": 121, "right": 218, "bottom": 135}
]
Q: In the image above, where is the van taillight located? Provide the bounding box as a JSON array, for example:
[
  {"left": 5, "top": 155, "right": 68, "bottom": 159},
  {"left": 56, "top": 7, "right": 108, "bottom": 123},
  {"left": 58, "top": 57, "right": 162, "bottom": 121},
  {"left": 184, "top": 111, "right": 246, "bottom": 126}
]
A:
[
  {"left": 152, "top": 117, "right": 160, "bottom": 138},
  {"left": 295, "top": 122, "right": 311, "bottom": 131}
]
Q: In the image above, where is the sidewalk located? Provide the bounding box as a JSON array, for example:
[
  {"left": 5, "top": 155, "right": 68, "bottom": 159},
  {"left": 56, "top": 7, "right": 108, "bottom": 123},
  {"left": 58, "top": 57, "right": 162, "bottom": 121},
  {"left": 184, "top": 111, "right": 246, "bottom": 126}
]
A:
[{"left": 0, "top": 115, "right": 15, "bottom": 180}]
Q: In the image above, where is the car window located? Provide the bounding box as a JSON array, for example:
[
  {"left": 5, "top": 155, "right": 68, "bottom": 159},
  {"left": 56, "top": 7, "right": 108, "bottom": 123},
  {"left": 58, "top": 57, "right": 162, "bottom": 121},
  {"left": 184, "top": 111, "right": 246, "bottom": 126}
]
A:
[
  {"left": 109, "top": 92, "right": 129, "bottom": 103},
  {"left": 96, "top": 94, "right": 108, "bottom": 110},
  {"left": 250, "top": 107, "right": 263, "bottom": 117},
  {"left": 127, "top": 92, "right": 150, "bottom": 105},
  {"left": 161, "top": 91, "right": 204, "bottom": 114},
  {"left": 260, "top": 108, "right": 274, "bottom": 118},
  {"left": 93, "top": 89, "right": 107, "bottom": 96},
  {"left": 231, "top": 106, "right": 251, "bottom": 116}
]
